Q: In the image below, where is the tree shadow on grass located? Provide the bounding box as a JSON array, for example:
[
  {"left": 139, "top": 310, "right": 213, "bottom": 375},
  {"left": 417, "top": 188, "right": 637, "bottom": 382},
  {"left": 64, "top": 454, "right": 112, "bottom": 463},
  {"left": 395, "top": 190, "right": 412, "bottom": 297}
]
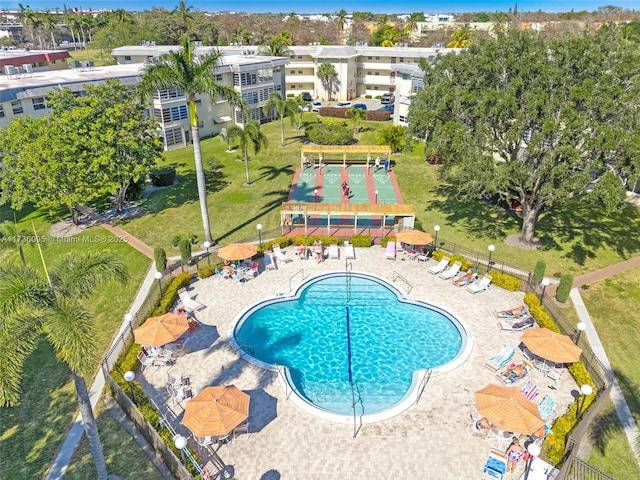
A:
[{"left": 254, "top": 164, "right": 295, "bottom": 183}]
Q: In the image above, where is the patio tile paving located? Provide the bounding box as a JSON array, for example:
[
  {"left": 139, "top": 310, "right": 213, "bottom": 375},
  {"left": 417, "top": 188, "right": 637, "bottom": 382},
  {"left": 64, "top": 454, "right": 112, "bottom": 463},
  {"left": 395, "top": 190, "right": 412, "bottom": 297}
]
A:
[{"left": 138, "top": 247, "right": 578, "bottom": 479}]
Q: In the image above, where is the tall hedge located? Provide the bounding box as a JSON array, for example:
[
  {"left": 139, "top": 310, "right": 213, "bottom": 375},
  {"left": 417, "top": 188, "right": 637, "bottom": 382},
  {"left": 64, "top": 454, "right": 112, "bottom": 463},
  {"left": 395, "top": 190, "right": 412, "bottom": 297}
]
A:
[
  {"left": 154, "top": 247, "right": 167, "bottom": 272},
  {"left": 533, "top": 259, "right": 546, "bottom": 284},
  {"left": 556, "top": 274, "right": 573, "bottom": 303},
  {"left": 178, "top": 237, "right": 192, "bottom": 266}
]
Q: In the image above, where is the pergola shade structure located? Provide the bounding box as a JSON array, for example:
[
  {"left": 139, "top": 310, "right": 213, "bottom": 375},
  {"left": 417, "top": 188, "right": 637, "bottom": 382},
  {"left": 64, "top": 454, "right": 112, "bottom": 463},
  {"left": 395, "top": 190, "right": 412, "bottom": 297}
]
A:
[
  {"left": 280, "top": 201, "right": 416, "bottom": 237},
  {"left": 300, "top": 145, "right": 392, "bottom": 169}
]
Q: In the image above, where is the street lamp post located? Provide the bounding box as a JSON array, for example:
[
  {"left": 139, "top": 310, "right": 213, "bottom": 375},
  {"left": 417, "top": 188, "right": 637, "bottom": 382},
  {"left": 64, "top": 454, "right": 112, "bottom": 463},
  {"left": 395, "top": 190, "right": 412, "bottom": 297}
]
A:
[
  {"left": 374, "top": 190, "right": 378, "bottom": 204},
  {"left": 314, "top": 188, "right": 318, "bottom": 203},
  {"left": 124, "top": 370, "right": 136, "bottom": 404},
  {"left": 576, "top": 322, "right": 587, "bottom": 344},
  {"left": 433, "top": 225, "right": 440, "bottom": 251},
  {"left": 203, "top": 240, "right": 211, "bottom": 266},
  {"left": 577, "top": 384, "right": 593, "bottom": 419},
  {"left": 124, "top": 312, "right": 133, "bottom": 324},
  {"left": 523, "top": 443, "right": 541, "bottom": 480},
  {"left": 487, "top": 244, "right": 495, "bottom": 272},
  {"left": 173, "top": 434, "right": 188, "bottom": 463},
  {"left": 256, "top": 223, "right": 263, "bottom": 249},
  {"left": 154, "top": 271, "right": 163, "bottom": 296},
  {"left": 540, "top": 278, "right": 550, "bottom": 303}
]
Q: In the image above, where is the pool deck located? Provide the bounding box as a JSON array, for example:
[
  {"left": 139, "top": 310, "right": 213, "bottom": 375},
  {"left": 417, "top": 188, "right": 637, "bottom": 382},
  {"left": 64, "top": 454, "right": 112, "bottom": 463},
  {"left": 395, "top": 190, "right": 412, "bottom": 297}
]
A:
[{"left": 138, "top": 247, "right": 578, "bottom": 479}]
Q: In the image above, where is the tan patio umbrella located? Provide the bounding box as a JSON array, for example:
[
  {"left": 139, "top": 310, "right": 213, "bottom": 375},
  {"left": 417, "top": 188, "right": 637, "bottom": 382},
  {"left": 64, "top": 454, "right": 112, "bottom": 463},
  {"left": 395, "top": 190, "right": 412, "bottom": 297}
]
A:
[
  {"left": 395, "top": 230, "right": 433, "bottom": 246},
  {"left": 475, "top": 384, "right": 545, "bottom": 435},
  {"left": 217, "top": 242, "right": 258, "bottom": 261},
  {"left": 182, "top": 385, "right": 250, "bottom": 437},
  {"left": 521, "top": 328, "right": 582, "bottom": 363},
  {"left": 133, "top": 313, "right": 190, "bottom": 347}
]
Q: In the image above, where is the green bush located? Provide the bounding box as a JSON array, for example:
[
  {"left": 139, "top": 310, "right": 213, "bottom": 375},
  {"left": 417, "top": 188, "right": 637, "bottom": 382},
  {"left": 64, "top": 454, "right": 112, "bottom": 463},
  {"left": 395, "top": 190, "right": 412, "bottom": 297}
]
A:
[
  {"left": 148, "top": 166, "right": 176, "bottom": 186},
  {"left": 380, "top": 236, "right": 394, "bottom": 247},
  {"left": 305, "top": 122, "right": 353, "bottom": 145},
  {"left": 152, "top": 273, "right": 192, "bottom": 315},
  {"left": 556, "top": 274, "right": 573, "bottom": 303},
  {"left": 350, "top": 235, "right": 372, "bottom": 247},
  {"left": 179, "top": 237, "right": 192, "bottom": 265},
  {"left": 533, "top": 259, "right": 546, "bottom": 283},
  {"left": 154, "top": 247, "right": 167, "bottom": 272},
  {"left": 197, "top": 265, "right": 217, "bottom": 278},
  {"left": 489, "top": 271, "right": 521, "bottom": 291},
  {"left": 365, "top": 95, "right": 372, "bottom": 99}
]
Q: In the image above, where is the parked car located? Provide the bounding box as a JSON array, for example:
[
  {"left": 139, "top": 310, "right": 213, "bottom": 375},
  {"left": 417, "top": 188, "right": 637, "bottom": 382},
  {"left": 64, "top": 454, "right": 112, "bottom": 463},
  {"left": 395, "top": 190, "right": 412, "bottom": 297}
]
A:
[
  {"left": 352, "top": 103, "right": 367, "bottom": 110},
  {"left": 381, "top": 93, "right": 395, "bottom": 104},
  {"left": 301, "top": 92, "right": 313, "bottom": 102},
  {"left": 311, "top": 101, "right": 323, "bottom": 112},
  {"left": 336, "top": 101, "right": 352, "bottom": 108},
  {"left": 378, "top": 104, "right": 394, "bottom": 112}
]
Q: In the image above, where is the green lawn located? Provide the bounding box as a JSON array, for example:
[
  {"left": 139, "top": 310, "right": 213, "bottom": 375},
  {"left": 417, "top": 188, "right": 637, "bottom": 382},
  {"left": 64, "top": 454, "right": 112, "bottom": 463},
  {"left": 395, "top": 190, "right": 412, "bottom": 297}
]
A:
[
  {"left": 64, "top": 401, "right": 164, "bottom": 480},
  {"left": 0, "top": 225, "right": 151, "bottom": 479},
  {"left": 579, "top": 268, "right": 640, "bottom": 478}
]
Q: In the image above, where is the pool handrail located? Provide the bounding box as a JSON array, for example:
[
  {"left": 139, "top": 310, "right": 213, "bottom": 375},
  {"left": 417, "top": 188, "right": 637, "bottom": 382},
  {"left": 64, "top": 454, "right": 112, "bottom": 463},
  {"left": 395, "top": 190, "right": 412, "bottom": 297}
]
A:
[
  {"left": 288, "top": 267, "right": 304, "bottom": 292},
  {"left": 392, "top": 270, "right": 413, "bottom": 294}
]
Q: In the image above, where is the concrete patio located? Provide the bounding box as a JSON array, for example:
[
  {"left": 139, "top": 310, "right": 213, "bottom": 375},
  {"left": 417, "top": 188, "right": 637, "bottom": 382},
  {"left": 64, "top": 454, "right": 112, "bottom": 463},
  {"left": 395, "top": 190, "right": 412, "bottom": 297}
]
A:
[{"left": 137, "top": 246, "right": 578, "bottom": 479}]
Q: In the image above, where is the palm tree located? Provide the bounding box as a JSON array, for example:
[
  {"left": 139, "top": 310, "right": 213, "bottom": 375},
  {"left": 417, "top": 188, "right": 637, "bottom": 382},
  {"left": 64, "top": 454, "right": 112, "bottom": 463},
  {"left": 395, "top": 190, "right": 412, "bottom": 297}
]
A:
[
  {"left": 346, "top": 107, "right": 367, "bottom": 135},
  {"left": 173, "top": 0, "right": 195, "bottom": 25},
  {"left": 138, "top": 36, "right": 242, "bottom": 244},
  {"left": 41, "top": 10, "right": 58, "bottom": 48},
  {"left": 447, "top": 25, "right": 473, "bottom": 48},
  {"left": 316, "top": 62, "right": 338, "bottom": 101},
  {"left": 262, "top": 91, "right": 298, "bottom": 147},
  {"left": 258, "top": 34, "right": 290, "bottom": 56},
  {"left": 0, "top": 220, "right": 32, "bottom": 267},
  {"left": 227, "top": 121, "right": 268, "bottom": 185},
  {"left": 336, "top": 9, "right": 348, "bottom": 32},
  {"left": 0, "top": 252, "right": 128, "bottom": 480},
  {"left": 404, "top": 12, "right": 424, "bottom": 40}
]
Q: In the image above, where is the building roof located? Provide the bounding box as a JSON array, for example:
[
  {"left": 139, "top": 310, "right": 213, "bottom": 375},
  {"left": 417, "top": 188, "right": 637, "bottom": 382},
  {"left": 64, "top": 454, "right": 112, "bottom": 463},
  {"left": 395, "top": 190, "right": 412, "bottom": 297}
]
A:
[
  {"left": 281, "top": 202, "right": 416, "bottom": 217},
  {"left": 0, "top": 49, "right": 70, "bottom": 67},
  {"left": 301, "top": 145, "right": 391, "bottom": 155}
]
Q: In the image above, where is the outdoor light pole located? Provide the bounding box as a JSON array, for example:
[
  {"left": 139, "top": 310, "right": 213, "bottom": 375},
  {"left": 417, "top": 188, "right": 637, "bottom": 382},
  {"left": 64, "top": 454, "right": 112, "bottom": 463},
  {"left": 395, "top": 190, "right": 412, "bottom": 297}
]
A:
[
  {"left": 577, "top": 384, "right": 593, "bottom": 419},
  {"left": 203, "top": 241, "right": 211, "bottom": 266},
  {"left": 154, "top": 271, "right": 163, "bottom": 296},
  {"left": 173, "top": 434, "right": 188, "bottom": 463},
  {"left": 256, "top": 223, "right": 263, "bottom": 249},
  {"left": 576, "top": 322, "right": 587, "bottom": 344},
  {"left": 433, "top": 225, "right": 440, "bottom": 251},
  {"left": 375, "top": 190, "right": 378, "bottom": 204},
  {"left": 487, "top": 244, "right": 495, "bottom": 272},
  {"left": 540, "top": 278, "right": 551, "bottom": 303},
  {"left": 314, "top": 188, "right": 318, "bottom": 203},
  {"left": 124, "top": 312, "right": 133, "bottom": 325},
  {"left": 124, "top": 370, "right": 136, "bottom": 404},
  {"left": 523, "top": 443, "right": 541, "bottom": 480}
]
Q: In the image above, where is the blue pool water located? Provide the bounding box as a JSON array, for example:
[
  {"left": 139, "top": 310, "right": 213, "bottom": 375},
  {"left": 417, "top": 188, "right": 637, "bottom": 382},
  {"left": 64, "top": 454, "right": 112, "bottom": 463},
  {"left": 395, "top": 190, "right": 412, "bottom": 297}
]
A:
[{"left": 234, "top": 273, "right": 464, "bottom": 416}]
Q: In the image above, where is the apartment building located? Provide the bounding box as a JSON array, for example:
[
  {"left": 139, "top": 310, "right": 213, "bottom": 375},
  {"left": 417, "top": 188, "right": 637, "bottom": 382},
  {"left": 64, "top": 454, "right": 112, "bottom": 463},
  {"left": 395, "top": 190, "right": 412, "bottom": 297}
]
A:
[{"left": 389, "top": 63, "right": 425, "bottom": 126}]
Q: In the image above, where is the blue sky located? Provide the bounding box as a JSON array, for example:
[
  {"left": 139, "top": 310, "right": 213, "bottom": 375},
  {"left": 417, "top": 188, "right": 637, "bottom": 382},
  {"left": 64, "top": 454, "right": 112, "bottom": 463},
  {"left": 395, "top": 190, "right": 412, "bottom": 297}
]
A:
[{"left": 3, "top": 1, "right": 639, "bottom": 13}]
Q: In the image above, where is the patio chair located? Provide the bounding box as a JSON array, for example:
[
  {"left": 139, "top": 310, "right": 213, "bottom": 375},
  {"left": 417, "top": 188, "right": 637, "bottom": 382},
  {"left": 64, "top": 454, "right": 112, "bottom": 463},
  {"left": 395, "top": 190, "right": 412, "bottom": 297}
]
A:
[
  {"left": 468, "top": 413, "right": 490, "bottom": 438},
  {"left": 497, "top": 316, "right": 535, "bottom": 332},
  {"left": 494, "top": 305, "right": 528, "bottom": 319},
  {"left": 328, "top": 244, "right": 339, "bottom": 259},
  {"left": 467, "top": 274, "right": 492, "bottom": 294},
  {"left": 452, "top": 269, "right": 476, "bottom": 287},
  {"left": 484, "top": 344, "right": 515, "bottom": 372},
  {"left": 344, "top": 241, "right": 355, "bottom": 260},
  {"left": 178, "top": 288, "right": 206, "bottom": 312},
  {"left": 546, "top": 366, "right": 566, "bottom": 388},
  {"left": 427, "top": 256, "right": 449, "bottom": 275},
  {"left": 538, "top": 394, "right": 559, "bottom": 421},
  {"left": 482, "top": 449, "right": 507, "bottom": 480},
  {"left": 273, "top": 244, "right": 293, "bottom": 263},
  {"left": 385, "top": 241, "right": 396, "bottom": 260},
  {"left": 137, "top": 351, "right": 154, "bottom": 371},
  {"left": 263, "top": 251, "right": 277, "bottom": 270},
  {"left": 244, "top": 261, "right": 259, "bottom": 280},
  {"left": 438, "top": 261, "right": 461, "bottom": 280},
  {"left": 233, "top": 420, "right": 251, "bottom": 440},
  {"left": 519, "top": 380, "right": 540, "bottom": 402}
]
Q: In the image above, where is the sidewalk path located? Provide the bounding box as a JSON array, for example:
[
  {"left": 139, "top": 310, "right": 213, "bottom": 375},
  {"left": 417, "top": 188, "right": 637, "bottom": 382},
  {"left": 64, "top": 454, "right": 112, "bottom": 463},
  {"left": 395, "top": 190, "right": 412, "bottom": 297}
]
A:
[
  {"left": 570, "top": 288, "right": 640, "bottom": 465},
  {"left": 572, "top": 256, "right": 640, "bottom": 288}
]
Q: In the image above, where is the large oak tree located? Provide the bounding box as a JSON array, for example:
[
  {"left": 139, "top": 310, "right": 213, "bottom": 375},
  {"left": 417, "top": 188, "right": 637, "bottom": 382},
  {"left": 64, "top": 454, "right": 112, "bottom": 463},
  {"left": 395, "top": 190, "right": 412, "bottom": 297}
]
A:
[{"left": 409, "top": 26, "right": 640, "bottom": 244}]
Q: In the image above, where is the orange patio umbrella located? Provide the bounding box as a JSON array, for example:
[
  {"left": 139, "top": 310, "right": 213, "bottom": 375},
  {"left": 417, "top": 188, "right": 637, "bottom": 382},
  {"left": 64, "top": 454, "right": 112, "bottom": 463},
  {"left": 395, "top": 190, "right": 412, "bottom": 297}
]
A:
[
  {"left": 521, "top": 328, "right": 582, "bottom": 363},
  {"left": 475, "top": 384, "right": 545, "bottom": 435},
  {"left": 395, "top": 230, "right": 433, "bottom": 246},
  {"left": 217, "top": 242, "right": 258, "bottom": 261},
  {"left": 133, "top": 313, "right": 190, "bottom": 347},
  {"left": 182, "top": 385, "right": 250, "bottom": 438}
]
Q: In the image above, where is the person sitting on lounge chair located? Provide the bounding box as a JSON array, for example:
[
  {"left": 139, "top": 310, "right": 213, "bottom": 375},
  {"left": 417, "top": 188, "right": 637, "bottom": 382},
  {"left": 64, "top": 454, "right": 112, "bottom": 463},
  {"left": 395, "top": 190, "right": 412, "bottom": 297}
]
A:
[
  {"left": 495, "top": 305, "right": 528, "bottom": 318},
  {"left": 452, "top": 270, "right": 475, "bottom": 287},
  {"left": 476, "top": 417, "right": 492, "bottom": 435},
  {"left": 500, "top": 363, "right": 528, "bottom": 383}
]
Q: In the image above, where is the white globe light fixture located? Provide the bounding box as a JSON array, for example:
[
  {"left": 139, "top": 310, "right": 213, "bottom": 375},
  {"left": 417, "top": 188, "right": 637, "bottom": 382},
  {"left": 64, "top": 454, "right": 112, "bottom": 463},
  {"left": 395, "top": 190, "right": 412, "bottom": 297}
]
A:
[
  {"left": 487, "top": 244, "right": 495, "bottom": 272},
  {"left": 256, "top": 223, "right": 263, "bottom": 249}
]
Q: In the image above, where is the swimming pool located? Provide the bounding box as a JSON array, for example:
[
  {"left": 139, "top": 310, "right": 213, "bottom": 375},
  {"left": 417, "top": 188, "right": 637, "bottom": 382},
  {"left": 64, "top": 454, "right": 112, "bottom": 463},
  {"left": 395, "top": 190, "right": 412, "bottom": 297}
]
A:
[{"left": 230, "top": 272, "right": 471, "bottom": 423}]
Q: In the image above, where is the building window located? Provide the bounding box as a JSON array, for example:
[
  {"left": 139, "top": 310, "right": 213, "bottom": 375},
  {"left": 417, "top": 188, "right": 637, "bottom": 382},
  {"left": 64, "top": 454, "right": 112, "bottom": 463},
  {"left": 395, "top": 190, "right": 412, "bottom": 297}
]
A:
[
  {"left": 411, "top": 78, "right": 424, "bottom": 93},
  {"left": 258, "top": 68, "right": 273, "bottom": 81},
  {"left": 368, "top": 56, "right": 372, "bottom": 60},
  {"left": 164, "top": 126, "right": 184, "bottom": 148},
  {"left": 375, "top": 56, "right": 380, "bottom": 60},
  {"left": 195, "top": 99, "right": 202, "bottom": 105},
  {"left": 399, "top": 115, "right": 409, "bottom": 124},
  {"left": 214, "top": 74, "right": 223, "bottom": 82},
  {"left": 124, "top": 55, "right": 131, "bottom": 61},
  {"left": 399, "top": 57, "right": 404, "bottom": 63},
  {"left": 0, "top": 105, "right": 4, "bottom": 118},
  {"left": 375, "top": 72, "right": 379, "bottom": 76},
  {"left": 11, "top": 101, "right": 22, "bottom": 115},
  {"left": 32, "top": 97, "right": 47, "bottom": 110},
  {"left": 233, "top": 72, "right": 258, "bottom": 86},
  {"left": 153, "top": 88, "right": 184, "bottom": 100},
  {"left": 158, "top": 105, "right": 188, "bottom": 123},
  {"left": 297, "top": 70, "right": 303, "bottom": 74}
]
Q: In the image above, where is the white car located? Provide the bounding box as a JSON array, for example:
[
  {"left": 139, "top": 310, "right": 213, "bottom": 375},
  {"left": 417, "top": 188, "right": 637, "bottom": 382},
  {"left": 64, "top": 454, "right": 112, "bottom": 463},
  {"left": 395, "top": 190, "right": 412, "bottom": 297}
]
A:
[
  {"left": 311, "top": 101, "right": 323, "bottom": 112},
  {"left": 336, "top": 101, "right": 352, "bottom": 108}
]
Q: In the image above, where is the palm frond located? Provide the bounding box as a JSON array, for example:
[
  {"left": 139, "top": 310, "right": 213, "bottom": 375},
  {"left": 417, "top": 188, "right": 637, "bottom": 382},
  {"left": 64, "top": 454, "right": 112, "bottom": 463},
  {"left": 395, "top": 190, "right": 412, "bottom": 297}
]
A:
[
  {"left": 49, "top": 251, "right": 129, "bottom": 299},
  {"left": 0, "top": 315, "right": 41, "bottom": 406},
  {"left": 0, "top": 262, "right": 53, "bottom": 318},
  {"left": 43, "top": 298, "right": 96, "bottom": 376}
]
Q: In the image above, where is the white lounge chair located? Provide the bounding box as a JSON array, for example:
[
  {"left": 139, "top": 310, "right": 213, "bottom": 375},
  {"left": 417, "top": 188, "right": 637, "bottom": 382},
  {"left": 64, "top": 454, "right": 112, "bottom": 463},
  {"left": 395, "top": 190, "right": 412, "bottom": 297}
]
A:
[
  {"left": 538, "top": 394, "right": 559, "bottom": 421},
  {"left": 263, "top": 251, "right": 277, "bottom": 270},
  {"left": 438, "top": 261, "right": 461, "bottom": 280},
  {"left": 497, "top": 316, "right": 535, "bottom": 332},
  {"left": 273, "top": 244, "right": 293, "bottom": 263},
  {"left": 328, "top": 244, "right": 339, "bottom": 259},
  {"left": 385, "top": 241, "right": 396, "bottom": 260},
  {"left": 483, "top": 344, "right": 515, "bottom": 372},
  {"left": 427, "top": 256, "right": 449, "bottom": 274},
  {"left": 344, "top": 241, "right": 355, "bottom": 259},
  {"left": 467, "top": 274, "right": 492, "bottom": 293},
  {"left": 178, "top": 288, "right": 206, "bottom": 312},
  {"left": 137, "top": 351, "right": 155, "bottom": 371}
]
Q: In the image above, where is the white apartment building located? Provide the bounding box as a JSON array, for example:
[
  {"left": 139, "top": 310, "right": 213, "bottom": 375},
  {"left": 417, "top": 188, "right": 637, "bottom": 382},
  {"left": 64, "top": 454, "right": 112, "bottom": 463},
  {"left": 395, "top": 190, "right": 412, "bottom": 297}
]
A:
[{"left": 389, "top": 63, "right": 425, "bottom": 126}]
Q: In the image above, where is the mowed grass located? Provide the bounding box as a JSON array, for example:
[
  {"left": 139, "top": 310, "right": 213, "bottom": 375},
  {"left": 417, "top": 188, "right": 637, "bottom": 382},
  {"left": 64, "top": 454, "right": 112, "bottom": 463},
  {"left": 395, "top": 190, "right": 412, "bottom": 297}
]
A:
[
  {"left": 0, "top": 224, "right": 151, "bottom": 479},
  {"left": 578, "top": 268, "right": 640, "bottom": 478},
  {"left": 64, "top": 401, "right": 163, "bottom": 480},
  {"left": 124, "top": 117, "right": 640, "bottom": 275}
]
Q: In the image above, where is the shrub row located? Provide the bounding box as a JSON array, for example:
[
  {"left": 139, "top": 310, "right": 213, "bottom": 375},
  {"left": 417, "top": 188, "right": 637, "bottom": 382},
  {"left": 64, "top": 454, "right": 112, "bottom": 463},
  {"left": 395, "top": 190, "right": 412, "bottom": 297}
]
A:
[
  {"left": 152, "top": 272, "right": 192, "bottom": 316},
  {"left": 315, "top": 107, "right": 391, "bottom": 121},
  {"left": 489, "top": 271, "right": 521, "bottom": 292},
  {"left": 305, "top": 122, "right": 353, "bottom": 145},
  {"left": 523, "top": 293, "right": 596, "bottom": 464}
]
